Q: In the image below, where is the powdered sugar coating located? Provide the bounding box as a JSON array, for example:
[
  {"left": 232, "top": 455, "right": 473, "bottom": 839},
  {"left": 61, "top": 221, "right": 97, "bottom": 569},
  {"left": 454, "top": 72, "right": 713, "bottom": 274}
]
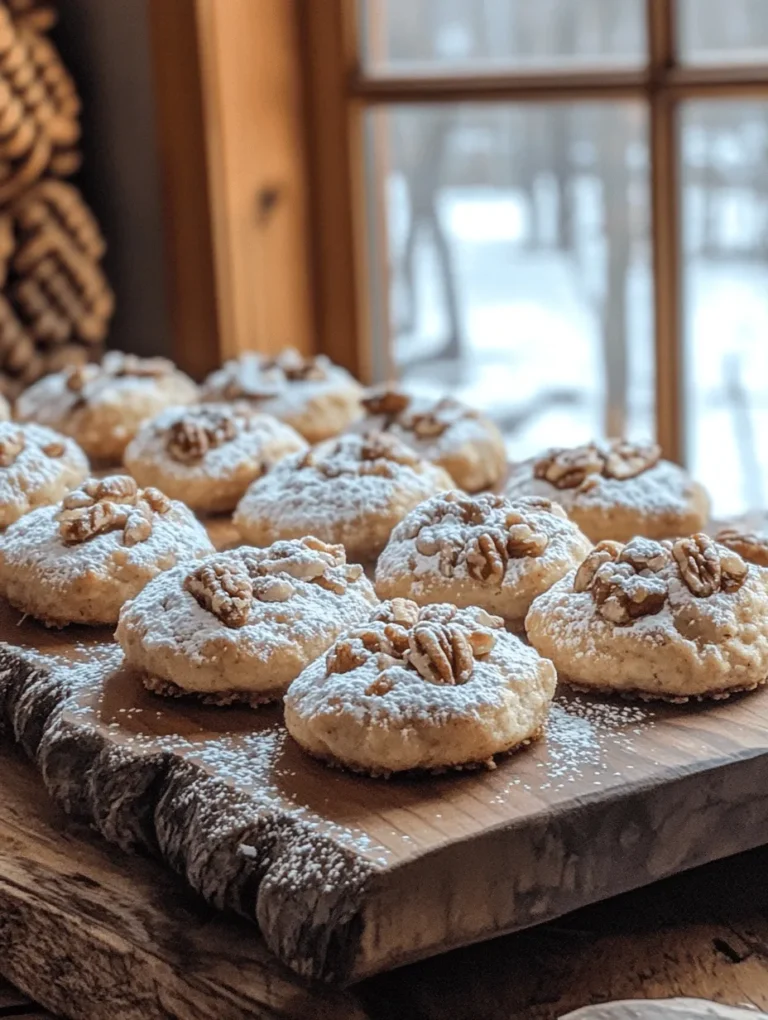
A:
[
  {"left": 376, "top": 491, "right": 592, "bottom": 626},
  {"left": 124, "top": 404, "right": 308, "bottom": 513},
  {"left": 506, "top": 448, "right": 709, "bottom": 542},
  {"left": 16, "top": 352, "right": 199, "bottom": 463},
  {"left": 285, "top": 602, "right": 556, "bottom": 774},
  {"left": 0, "top": 421, "right": 88, "bottom": 527},
  {"left": 0, "top": 485, "right": 214, "bottom": 625},
  {"left": 234, "top": 433, "right": 455, "bottom": 562},
  {"left": 117, "top": 540, "right": 379, "bottom": 699},
  {"left": 354, "top": 391, "right": 506, "bottom": 492},
  {"left": 201, "top": 350, "right": 363, "bottom": 444},
  {"left": 526, "top": 541, "right": 768, "bottom": 699}
]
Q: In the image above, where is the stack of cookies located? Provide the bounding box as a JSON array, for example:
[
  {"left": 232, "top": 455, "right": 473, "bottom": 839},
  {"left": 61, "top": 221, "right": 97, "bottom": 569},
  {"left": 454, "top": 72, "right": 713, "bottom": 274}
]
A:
[{"left": 2, "top": 345, "right": 767, "bottom": 780}]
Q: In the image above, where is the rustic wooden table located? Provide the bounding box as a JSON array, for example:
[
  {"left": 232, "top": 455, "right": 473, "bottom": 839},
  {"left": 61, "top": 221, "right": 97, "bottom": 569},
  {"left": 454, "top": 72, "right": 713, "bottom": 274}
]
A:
[{"left": 3, "top": 744, "right": 768, "bottom": 1019}]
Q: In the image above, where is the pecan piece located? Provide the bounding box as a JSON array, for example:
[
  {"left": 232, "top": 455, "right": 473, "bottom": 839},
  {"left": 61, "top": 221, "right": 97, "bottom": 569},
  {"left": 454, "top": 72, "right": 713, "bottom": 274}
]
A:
[
  {"left": 326, "top": 639, "right": 369, "bottom": 676},
  {"left": 507, "top": 522, "right": 548, "bottom": 557},
  {"left": 603, "top": 440, "right": 661, "bottom": 480},
  {"left": 573, "top": 540, "right": 622, "bottom": 593},
  {"left": 716, "top": 527, "right": 768, "bottom": 568},
  {"left": 673, "top": 533, "right": 722, "bottom": 597},
  {"left": 673, "top": 533, "right": 748, "bottom": 597},
  {"left": 400, "top": 397, "right": 470, "bottom": 440},
  {"left": 166, "top": 409, "right": 238, "bottom": 463},
  {"left": 266, "top": 349, "right": 327, "bottom": 382},
  {"left": 592, "top": 561, "right": 667, "bottom": 625},
  {"left": 418, "top": 604, "right": 458, "bottom": 624},
  {"left": 142, "top": 487, "right": 171, "bottom": 514},
  {"left": 360, "top": 432, "right": 420, "bottom": 468},
  {"left": 371, "top": 598, "right": 420, "bottom": 627},
  {"left": 362, "top": 386, "right": 411, "bottom": 417},
  {"left": 534, "top": 444, "right": 604, "bottom": 490},
  {"left": 0, "top": 429, "right": 25, "bottom": 467},
  {"left": 58, "top": 501, "right": 128, "bottom": 544},
  {"left": 65, "top": 365, "right": 89, "bottom": 392},
  {"left": 251, "top": 575, "right": 295, "bottom": 602},
  {"left": 618, "top": 536, "right": 671, "bottom": 574},
  {"left": 465, "top": 531, "right": 507, "bottom": 584},
  {"left": 365, "top": 675, "right": 394, "bottom": 696},
  {"left": 94, "top": 475, "right": 138, "bottom": 504},
  {"left": 123, "top": 507, "right": 153, "bottom": 547},
  {"left": 513, "top": 494, "right": 565, "bottom": 516},
  {"left": 62, "top": 486, "right": 96, "bottom": 510},
  {"left": 41, "top": 441, "right": 65, "bottom": 458},
  {"left": 408, "top": 622, "right": 475, "bottom": 685},
  {"left": 184, "top": 559, "right": 253, "bottom": 627}
]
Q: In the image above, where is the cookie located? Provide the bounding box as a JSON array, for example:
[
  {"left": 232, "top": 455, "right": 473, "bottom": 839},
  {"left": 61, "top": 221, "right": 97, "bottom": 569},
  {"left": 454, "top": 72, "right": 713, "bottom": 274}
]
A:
[
  {"left": 0, "top": 421, "right": 88, "bottom": 528},
  {"left": 284, "top": 598, "right": 556, "bottom": 775},
  {"left": 124, "top": 403, "right": 307, "bottom": 514},
  {"left": 15, "top": 351, "right": 199, "bottom": 463},
  {"left": 233, "top": 432, "right": 454, "bottom": 562},
  {"left": 200, "top": 348, "right": 363, "bottom": 443},
  {"left": 506, "top": 440, "right": 709, "bottom": 542},
  {"left": 376, "top": 490, "right": 592, "bottom": 629},
  {"left": 525, "top": 534, "right": 768, "bottom": 701},
  {"left": 715, "top": 525, "right": 768, "bottom": 568},
  {"left": 116, "top": 537, "right": 378, "bottom": 704},
  {"left": 353, "top": 387, "right": 506, "bottom": 492},
  {"left": 0, "top": 474, "right": 214, "bottom": 626}
]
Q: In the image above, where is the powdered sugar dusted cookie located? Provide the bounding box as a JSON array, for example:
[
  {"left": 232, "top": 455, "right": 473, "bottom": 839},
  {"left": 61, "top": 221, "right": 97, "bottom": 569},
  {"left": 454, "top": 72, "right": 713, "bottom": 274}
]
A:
[
  {"left": 285, "top": 598, "right": 556, "bottom": 775},
  {"left": 354, "top": 387, "right": 506, "bottom": 492},
  {"left": 526, "top": 533, "right": 768, "bottom": 701},
  {"left": 16, "top": 352, "right": 199, "bottom": 464},
  {"left": 0, "top": 421, "right": 88, "bottom": 528},
  {"left": 376, "top": 490, "right": 592, "bottom": 629},
  {"left": 201, "top": 348, "right": 363, "bottom": 443},
  {"left": 124, "top": 404, "right": 307, "bottom": 514},
  {"left": 234, "top": 432, "right": 454, "bottom": 562},
  {"left": 715, "top": 525, "right": 768, "bottom": 567},
  {"left": 117, "top": 537, "right": 378, "bottom": 705},
  {"left": 506, "top": 440, "right": 709, "bottom": 543},
  {"left": 0, "top": 475, "right": 214, "bottom": 626}
]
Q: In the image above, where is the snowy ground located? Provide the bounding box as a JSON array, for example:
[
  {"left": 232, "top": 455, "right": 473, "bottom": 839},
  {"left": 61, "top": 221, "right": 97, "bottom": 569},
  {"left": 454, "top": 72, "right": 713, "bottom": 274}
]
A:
[{"left": 389, "top": 184, "right": 768, "bottom": 517}]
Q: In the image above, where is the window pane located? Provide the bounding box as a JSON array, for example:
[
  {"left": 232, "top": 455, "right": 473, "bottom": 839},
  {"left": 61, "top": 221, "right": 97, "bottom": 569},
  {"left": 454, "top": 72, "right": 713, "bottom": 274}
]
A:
[
  {"left": 678, "top": 0, "right": 768, "bottom": 65},
  {"left": 364, "top": 103, "right": 653, "bottom": 459},
  {"left": 359, "top": 0, "right": 646, "bottom": 74},
  {"left": 682, "top": 101, "right": 768, "bottom": 518}
]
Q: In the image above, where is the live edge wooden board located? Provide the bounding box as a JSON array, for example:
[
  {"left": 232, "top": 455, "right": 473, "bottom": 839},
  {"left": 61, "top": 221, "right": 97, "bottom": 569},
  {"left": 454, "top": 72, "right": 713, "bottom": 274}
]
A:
[{"left": 5, "top": 521, "right": 768, "bottom": 985}]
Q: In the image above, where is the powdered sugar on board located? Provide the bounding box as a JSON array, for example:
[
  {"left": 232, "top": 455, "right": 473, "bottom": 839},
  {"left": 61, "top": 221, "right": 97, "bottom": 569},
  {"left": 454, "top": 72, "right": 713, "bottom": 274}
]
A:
[{"left": 37, "top": 619, "right": 710, "bottom": 870}]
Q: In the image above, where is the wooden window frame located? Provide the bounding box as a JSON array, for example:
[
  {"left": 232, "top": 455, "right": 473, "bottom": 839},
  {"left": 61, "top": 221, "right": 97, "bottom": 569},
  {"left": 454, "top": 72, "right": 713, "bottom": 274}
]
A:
[{"left": 300, "top": 0, "right": 768, "bottom": 464}]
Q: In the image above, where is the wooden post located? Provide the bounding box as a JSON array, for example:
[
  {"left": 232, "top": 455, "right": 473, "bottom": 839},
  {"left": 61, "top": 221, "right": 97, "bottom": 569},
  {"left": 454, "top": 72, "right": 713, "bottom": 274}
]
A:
[
  {"left": 647, "top": 0, "right": 684, "bottom": 463},
  {"left": 147, "top": 0, "right": 314, "bottom": 377}
]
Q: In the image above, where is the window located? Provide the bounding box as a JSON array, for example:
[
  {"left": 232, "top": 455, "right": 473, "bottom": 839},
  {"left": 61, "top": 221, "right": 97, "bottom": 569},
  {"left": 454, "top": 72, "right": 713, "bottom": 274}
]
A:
[{"left": 303, "top": 0, "right": 768, "bottom": 517}]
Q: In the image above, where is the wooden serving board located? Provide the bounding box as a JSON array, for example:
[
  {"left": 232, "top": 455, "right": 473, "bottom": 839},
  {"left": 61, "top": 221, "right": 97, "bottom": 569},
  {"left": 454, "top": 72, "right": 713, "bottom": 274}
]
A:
[{"left": 7, "top": 558, "right": 768, "bottom": 990}]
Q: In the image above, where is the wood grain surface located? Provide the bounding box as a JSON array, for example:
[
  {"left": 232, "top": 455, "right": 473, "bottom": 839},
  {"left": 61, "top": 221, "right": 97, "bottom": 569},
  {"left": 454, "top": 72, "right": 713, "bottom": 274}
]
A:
[
  {"left": 5, "top": 745, "right": 768, "bottom": 1019},
  {"left": 7, "top": 575, "right": 768, "bottom": 986}
]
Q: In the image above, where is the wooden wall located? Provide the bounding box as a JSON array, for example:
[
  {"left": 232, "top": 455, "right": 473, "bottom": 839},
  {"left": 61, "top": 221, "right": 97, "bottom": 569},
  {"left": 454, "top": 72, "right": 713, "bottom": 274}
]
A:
[
  {"left": 52, "top": 0, "right": 315, "bottom": 378},
  {"left": 52, "top": 0, "right": 173, "bottom": 361}
]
